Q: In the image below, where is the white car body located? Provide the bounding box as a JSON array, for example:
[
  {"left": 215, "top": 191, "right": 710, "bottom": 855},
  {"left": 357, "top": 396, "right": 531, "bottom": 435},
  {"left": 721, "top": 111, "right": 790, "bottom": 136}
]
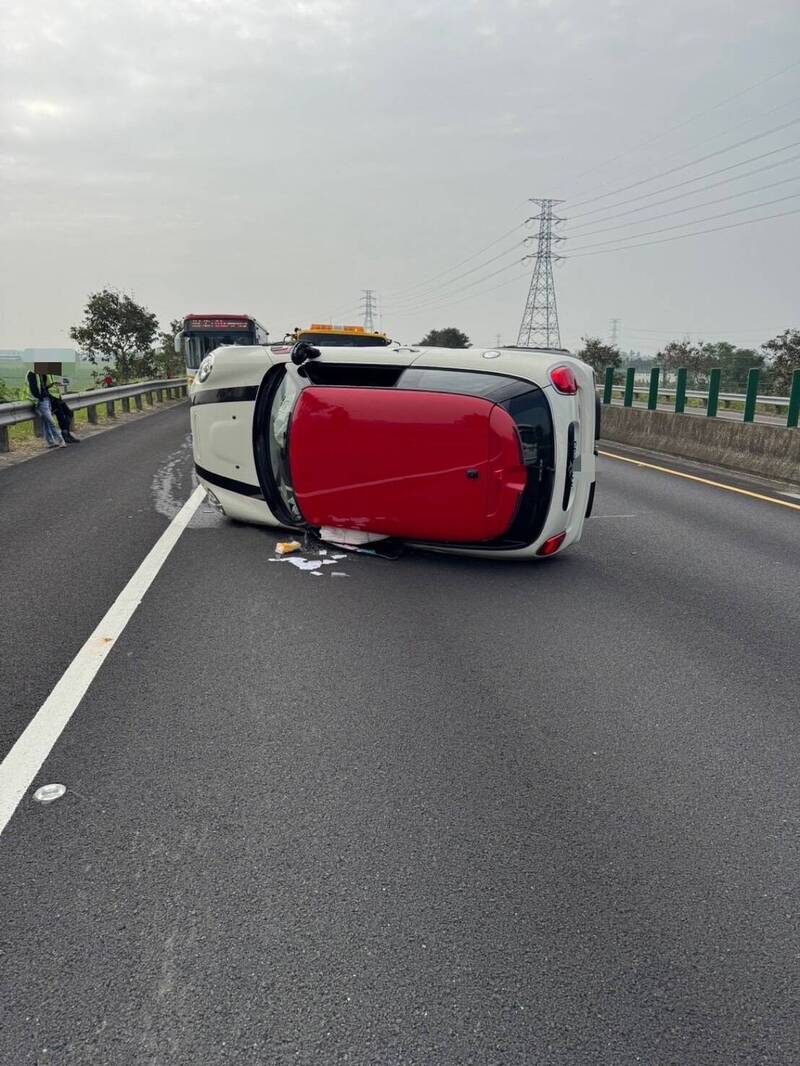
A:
[{"left": 190, "top": 342, "right": 597, "bottom": 559}]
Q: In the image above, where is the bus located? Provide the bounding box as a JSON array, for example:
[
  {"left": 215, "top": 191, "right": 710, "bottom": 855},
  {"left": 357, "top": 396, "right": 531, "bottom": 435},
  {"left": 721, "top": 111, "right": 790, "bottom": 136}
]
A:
[
  {"left": 288, "top": 324, "right": 392, "bottom": 347},
  {"left": 175, "top": 314, "right": 269, "bottom": 380}
]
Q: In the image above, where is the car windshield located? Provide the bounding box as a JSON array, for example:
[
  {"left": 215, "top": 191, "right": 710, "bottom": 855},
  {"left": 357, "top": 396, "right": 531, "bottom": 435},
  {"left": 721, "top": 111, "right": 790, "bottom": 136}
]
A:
[{"left": 268, "top": 370, "right": 303, "bottom": 523}]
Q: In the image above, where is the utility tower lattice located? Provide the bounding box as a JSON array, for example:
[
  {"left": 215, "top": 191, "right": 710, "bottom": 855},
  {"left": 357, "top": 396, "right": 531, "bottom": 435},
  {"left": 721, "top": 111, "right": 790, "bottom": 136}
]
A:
[
  {"left": 610, "top": 318, "right": 621, "bottom": 346},
  {"left": 517, "top": 199, "right": 565, "bottom": 349},
  {"left": 361, "top": 290, "right": 377, "bottom": 332}
]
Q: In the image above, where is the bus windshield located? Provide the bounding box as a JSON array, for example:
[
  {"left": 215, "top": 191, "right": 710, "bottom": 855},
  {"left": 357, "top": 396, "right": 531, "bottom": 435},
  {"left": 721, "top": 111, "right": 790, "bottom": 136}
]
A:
[
  {"left": 177, "top": 314, "right": 269, "bottom": 373},
  {"left": 185, "top": 332, "right": 252, "bottom": 368}
]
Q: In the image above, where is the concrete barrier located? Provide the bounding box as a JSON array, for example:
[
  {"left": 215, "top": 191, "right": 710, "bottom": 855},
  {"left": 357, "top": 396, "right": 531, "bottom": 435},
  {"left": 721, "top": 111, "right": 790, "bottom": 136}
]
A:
[{"left": 600, "top": 405, "right": 800, "bottom": 484}]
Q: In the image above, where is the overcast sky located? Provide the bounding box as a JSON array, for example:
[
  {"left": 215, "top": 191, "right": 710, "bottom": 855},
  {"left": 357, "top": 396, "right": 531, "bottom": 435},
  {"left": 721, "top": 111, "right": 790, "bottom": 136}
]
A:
[{"left": 1, "top": 0, "right": 798, "bottom": 354}]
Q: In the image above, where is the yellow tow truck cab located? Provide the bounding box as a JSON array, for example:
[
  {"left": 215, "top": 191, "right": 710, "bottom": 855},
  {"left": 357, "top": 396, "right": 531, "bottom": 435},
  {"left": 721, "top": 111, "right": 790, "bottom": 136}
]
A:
[{"left": 289, "top": 324, "right": 392, "bottom": 347}]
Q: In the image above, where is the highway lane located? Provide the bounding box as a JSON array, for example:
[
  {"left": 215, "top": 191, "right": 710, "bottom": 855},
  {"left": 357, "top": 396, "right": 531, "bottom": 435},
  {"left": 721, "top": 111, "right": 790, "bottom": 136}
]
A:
[
  {"left": 1, "top": 415, "right": 799, "bottom": 1065},
  {"left": 0, "top": 404, "right": 195, "bottom": 760}
]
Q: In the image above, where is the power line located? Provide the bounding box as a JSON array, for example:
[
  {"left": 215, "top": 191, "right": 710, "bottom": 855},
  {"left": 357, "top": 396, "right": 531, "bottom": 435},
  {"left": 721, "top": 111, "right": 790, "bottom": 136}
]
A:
[
  {"left": 567, "top": 191, "right": 800, "bottom": 253},
  {"left": 566, "top": 151, "right": 800, "bottom": 228},
  {"left": 566, "top": 174, "right": 800, "bottom": 240},
  {"left": 567, "top": 92, "right": 800, "bottom": 206},
  {"left": 622, "top": 325, "right": 778, "bottom": 334},
  {"left": 382, "top": 223, "right": 523, "bottom": 298},
  {"left": 569, "top": 141, "right": 800, "bottom": 220},
  {"left": 383, "top": 257, "right": 526, "bottom": 317},
  {"left": 565, "top": 59, "right": 800, "bottom": 191},
  {"left": 388, "top": 267, "right": 531, "bottom": 321},
  {"left": 566, "top": 116, "right": 800, "bottom": 210},
  {"left": 386, "top": 239, "right": 525, "bottom": 309},
  {"left": 565, "top": 205, "right": 800, "bottom": 259},
  {"left": 385, "top": 196, "right": 798, "bottom": 326},
  {"left": 387, "top": 205, "right": 800, "bottom": 323},
  {"left": 385, "top": 202, "right": 799, "bottom": 327}
]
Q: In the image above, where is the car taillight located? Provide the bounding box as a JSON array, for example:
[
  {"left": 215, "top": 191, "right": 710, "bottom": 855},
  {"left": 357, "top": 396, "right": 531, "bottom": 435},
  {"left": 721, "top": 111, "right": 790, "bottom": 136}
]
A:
[
  {"left": 549, "top": 366, "right": 578, "bottom": 394},
  {"left": 537, "top": 531, "right": 567, "bottom": 556}
]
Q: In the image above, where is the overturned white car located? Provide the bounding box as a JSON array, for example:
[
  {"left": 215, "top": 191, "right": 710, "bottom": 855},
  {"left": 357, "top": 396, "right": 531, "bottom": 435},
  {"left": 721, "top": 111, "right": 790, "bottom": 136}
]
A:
[{"left": 190, "top": 341, "right": 597, "bottom": 559}]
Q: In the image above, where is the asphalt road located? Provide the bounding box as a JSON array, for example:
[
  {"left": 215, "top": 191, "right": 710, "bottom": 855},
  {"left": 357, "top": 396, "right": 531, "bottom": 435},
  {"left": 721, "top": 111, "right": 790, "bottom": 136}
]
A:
[{"left": 1, "top": 403, "right": 798, "bottom": 1065}]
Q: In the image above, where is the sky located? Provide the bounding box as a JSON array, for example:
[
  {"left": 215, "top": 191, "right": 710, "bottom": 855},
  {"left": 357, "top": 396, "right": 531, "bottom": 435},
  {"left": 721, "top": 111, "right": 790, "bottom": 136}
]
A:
[{"left": 1, "top": 0, "right": 799, "bottom": 355}]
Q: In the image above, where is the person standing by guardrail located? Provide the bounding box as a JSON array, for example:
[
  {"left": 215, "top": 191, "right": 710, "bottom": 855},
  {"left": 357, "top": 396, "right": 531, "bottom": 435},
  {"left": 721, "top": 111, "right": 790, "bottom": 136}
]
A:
[{"left": 25, "top": 369, "right": 66, "bottom": 449}]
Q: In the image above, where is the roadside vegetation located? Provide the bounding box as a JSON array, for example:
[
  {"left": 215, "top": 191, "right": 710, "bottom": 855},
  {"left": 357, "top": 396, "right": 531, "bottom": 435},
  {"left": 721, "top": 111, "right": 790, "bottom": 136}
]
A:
[
  {"left": 69, "top": 290, "right": 184, "bottom": 384},
  {"left": 577, "top": 328, "right": 800, "bottom": 392}
]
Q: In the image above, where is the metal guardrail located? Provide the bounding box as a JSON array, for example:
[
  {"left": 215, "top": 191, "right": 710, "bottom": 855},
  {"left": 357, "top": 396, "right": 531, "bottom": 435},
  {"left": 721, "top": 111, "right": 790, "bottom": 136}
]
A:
[
  {"left": 0, "top": 379, "right": 188, "bottom": 452},
  {"left": 598, "top": 366, "right": 800, "bottom": 429},
  {"left": 601, "top": 384, "right": 790, "bottom": 409}
]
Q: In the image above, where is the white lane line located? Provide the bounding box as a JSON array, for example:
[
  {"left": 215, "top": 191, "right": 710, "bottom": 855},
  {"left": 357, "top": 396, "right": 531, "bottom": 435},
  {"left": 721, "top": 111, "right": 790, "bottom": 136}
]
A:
[
  {"left": 0, "top": 485, "right": 206, "bottom": 838},
  {"left": 781, "top": 491, "right": 800, "bottom": 500}
]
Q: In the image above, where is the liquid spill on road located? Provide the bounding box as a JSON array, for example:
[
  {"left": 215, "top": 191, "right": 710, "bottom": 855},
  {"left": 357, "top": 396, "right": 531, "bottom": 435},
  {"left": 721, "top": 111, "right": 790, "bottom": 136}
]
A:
[{"left": 151, "top": 434, "right": 223, "bottom": 528}]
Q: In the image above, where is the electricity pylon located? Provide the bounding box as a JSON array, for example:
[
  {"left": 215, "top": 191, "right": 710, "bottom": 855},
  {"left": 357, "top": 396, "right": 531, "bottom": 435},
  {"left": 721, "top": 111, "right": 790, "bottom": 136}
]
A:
[{"left": 517, "top": 199, "right": 565, "bottom": 349}]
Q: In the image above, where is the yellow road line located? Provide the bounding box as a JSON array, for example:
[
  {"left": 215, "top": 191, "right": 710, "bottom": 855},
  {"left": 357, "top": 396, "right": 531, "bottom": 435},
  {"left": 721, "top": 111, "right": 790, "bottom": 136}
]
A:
[{"left": 598, "top": 450, "right": 800, "bottom": 512}]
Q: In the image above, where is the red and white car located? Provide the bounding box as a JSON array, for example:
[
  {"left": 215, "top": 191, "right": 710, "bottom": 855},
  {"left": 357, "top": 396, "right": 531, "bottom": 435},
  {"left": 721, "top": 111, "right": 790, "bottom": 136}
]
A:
[{"left": 190, "top": 341, "right": 597, "bottom": 559}]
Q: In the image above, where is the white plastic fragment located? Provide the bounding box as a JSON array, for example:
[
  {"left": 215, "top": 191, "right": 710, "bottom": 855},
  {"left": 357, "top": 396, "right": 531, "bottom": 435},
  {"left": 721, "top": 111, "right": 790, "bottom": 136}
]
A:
[
  {"left": 331, "top": 572, "right": 349, "bottom": 577},
  {"left": 33, "top": 783, "right": 66, "bottom": 804}
]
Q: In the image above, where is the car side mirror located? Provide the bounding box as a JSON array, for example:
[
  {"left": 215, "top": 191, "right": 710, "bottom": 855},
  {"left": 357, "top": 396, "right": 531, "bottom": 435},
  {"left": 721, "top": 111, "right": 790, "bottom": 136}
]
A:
[{"left": 291, "top": 342, "right": 321, "bottom": 366}]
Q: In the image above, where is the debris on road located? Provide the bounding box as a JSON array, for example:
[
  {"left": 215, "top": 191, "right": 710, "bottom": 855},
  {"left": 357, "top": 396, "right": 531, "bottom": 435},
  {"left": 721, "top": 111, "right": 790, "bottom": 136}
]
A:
[
  {"left": 275, "top": 540, "right": 302, "bottom": 555},
  {"left": 33, "top": 783, "right": 67, "bottom": 804},
  {"left": 286, "top": 557, "right": 323, "bottom": 571}
]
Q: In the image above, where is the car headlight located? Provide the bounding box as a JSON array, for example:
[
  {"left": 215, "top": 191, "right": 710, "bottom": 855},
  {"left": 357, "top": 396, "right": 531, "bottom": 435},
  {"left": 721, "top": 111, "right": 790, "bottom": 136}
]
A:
[{"left": 197, "top": 354, "right": 215, "bottom": 383}]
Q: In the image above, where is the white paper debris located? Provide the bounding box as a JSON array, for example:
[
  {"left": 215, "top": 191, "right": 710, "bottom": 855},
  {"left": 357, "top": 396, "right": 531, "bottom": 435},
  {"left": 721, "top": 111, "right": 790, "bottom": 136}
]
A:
[
  {"left": 331, "top": 572, "right": 349, "bottom": 577},
  {"left": 286, "top": 557, "right": 323, "bottom": 571},
  {"left": 320, "top": 526, "right": 387, "bottom": 546}
]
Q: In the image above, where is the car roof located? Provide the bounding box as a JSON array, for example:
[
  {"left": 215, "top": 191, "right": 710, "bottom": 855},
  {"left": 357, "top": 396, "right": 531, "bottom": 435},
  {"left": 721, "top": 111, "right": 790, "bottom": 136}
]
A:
[
  {"left": 304, "top": 343, "right": 581, "bottom": 389},
  {"left": 194, "top": 342, "right": 587, "bottom": 395}
]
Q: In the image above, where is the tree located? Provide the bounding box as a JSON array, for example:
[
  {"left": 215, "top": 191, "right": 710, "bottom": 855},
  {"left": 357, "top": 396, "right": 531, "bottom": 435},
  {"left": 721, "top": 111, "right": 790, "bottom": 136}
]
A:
[
  {"left": 762, "top": 328, "right": 800, "bottom": 392},
  {"left": 576, "top": 336, "right": 621, "bottom": 375},
  {"left": 153, "top": 319, "right": 185, "bottom": 379},
  {"left": 698, "top": 340, "right": 763, "bottom": 391},
  {"left": 656, "top": 339, "right": 711, "bottom": 385},
  {"left": 418, "top": 327, "right": 471, "bottom": 348},
  {"left": 69, "top": 289, "right": 159, "bottom": 383}
]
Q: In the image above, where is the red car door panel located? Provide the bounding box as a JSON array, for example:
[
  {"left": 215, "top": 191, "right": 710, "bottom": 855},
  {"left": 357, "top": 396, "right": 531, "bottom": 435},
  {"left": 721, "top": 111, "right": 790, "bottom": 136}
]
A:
[{"left": 288, "top": 387, "right": 526, "bottom": 542}]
